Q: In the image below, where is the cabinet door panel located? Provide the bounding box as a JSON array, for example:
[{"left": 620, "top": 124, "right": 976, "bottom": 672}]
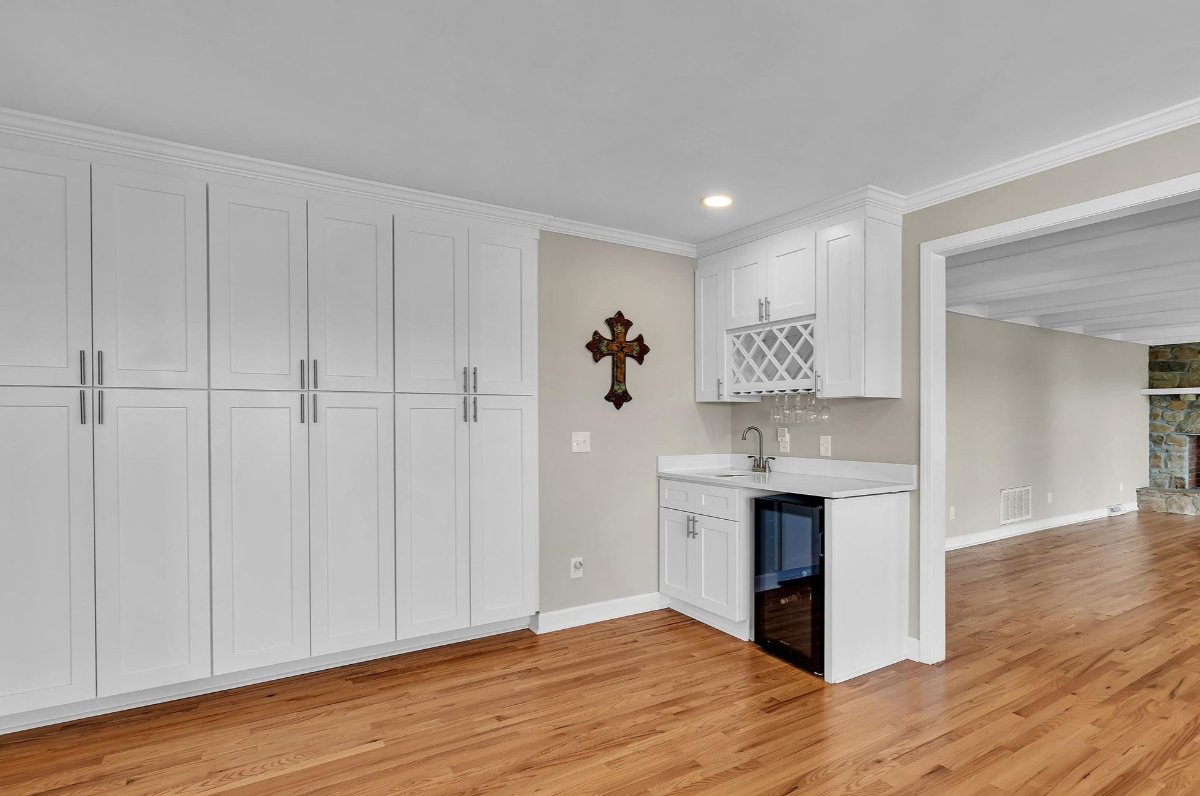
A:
[
  {"left": 816, "top": 220, "right": 865, "bottom": 398},
  {"left": 209, "top": 185, "right": 307, "bottom": 390},
  {"left": 694, "top": 514, "right": 739, "bottom": 620},
  {"left": 396, "top": 394, "right": 471, "bottom": 638},
  {"left": 468, "top": 230, "right": 537, "bottom": 395},
  {"left": 395, "top": 216, "right": 468, "bottom": 394},
  {"left": 0, "top": 388, "right": 94, "bottom": 715},
  {"left": 695, "top": 261, "right": 723, "bottom": 402},
  {"left": 470, "top": 396, "right": 537, "bottom": 624},
  {"left": 659, "top": 509, "right": 691, "bottom": 602},
  {"left": 765, "top": 228, "right": 816, "bottom": 322},
  {"left": 211, "top": 391, "right": 310, "bottom": 673},
  {"left": 310, "top": 392, "right": 395, "bottom": 654},
  {"left": 0, "top": 150, "right": 91, "bottom": 386},
  {"left": 92, "top": 166, "right": 208, "bottom": 388},
  {"left": 309, "top": 203, "right": 393, "bottom": 392},
  {"left": 94, "top": 390, "right": 210, "bottom": 696},
  {"left": 724, "top": 244, "right": 766, "bottom": 330}
]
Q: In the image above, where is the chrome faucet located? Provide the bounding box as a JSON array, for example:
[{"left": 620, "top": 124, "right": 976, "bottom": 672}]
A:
[{"left": 742, "top": 426, "right": 775, "bottom": 473}]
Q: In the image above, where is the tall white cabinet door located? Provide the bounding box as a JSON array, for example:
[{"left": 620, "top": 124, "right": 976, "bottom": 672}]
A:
[
  {"left": 694, "top": 261, "right": 724, "bottom": 402},
  {"left": 468, "top": 229, "right": 537, "bottom": 395},
  {"left": 395, "top": 394, "right": 471, "bottom": 639},
  {"left": 765, "top": 228, "right": 816, "bottom": 322},
  {"left": 724, "top": 243, "right": 766, "bottom": 330},
  {"left": 210, "top": 391, "right": 310, "bottom": 674},
  {"left": 0, "top": 150, "right": 91, "bottom": 387},
  {"left": 0, "top": 388, "right": 94, "bottom": 715},
  {"left": 93, "top": 389, "right": 210, "bottom": 696},
  {"left": 469, "top": 395, "right": 538, "bottom": 624},
  {"left": 310, "top": 392, "right": 396, "bottom": 655},
  {"left": 815, "top": 219, "right": 866, "bottom": 398},
  {"left": 692, "top": 514, "right": 739, "bottom": 621},
  {"left": 209, "top": 185, "right": 308, "bottom": 391},
  {"left": 659, "top": 508, "right": 691, "bottom": 603},
  {"left": 309, "top": 203, "right": 393, "bottom": 393},
  {"left": 394, "top": 216, "right": 468, "bottom": 394},
  {"left": 92, "top": 167, "right": 208, "bottom": 388}
]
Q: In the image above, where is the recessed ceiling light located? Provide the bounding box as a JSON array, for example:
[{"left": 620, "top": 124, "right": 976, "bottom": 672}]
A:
[{"left": 701, "top": 194, "right": 733, "bottom": 208}]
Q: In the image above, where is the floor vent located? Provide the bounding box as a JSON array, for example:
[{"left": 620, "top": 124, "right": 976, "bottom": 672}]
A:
[
  {"left": 1108, "top": 504, "right": 1129, "bottom": 517},
  {"left": 999, "top": 486, "right": 1032, "bottom": 525}
]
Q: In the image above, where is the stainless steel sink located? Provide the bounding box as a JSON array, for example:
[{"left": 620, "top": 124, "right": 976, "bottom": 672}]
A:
[{"left": 709, "top": 473, "right": 750, "bottom": 478}]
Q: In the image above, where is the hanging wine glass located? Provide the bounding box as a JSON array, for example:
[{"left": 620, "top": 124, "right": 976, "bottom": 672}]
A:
[
  {"left": 782, "top": 394, "right": 794, "bottom": 424},
  {"left": 817, "top": 399, "right": 832, "bottom": 423},
  {"left": 802, "top": 391, "right": 819, "bottom": 424},
  {"left": 770, "top": 395, "right": 783, "bottom": 423}
]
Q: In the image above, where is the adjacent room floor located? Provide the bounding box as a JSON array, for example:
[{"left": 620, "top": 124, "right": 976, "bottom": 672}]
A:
[{"left": 3, "top": 511, "right": 1200, "bottom": 794}]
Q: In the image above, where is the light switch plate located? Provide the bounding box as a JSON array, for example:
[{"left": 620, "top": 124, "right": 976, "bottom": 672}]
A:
[
  {"left": 820, "top": 436, "right": 832, "bottom": 457},
  {"left": 571, "top": 431, "right": 591, "bottom": 453},
  {"left": 777, "top": 427, "right": 790, "bottom": 453}
]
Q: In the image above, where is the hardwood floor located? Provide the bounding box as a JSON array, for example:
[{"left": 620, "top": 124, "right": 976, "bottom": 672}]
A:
[{"left": 5, "top": 511, "right": 1200, "bottom": 794}]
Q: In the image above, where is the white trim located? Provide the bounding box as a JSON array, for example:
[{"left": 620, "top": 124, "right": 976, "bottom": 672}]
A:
[
  {"left": 919, "top": 170, "right": 1200, "bottom": 669},
  {"left": 531, "top": 592, "right": 668, "bottom": 634},
  {"left": 1142, "top": 388, "right": 1200, "bottom": 396},
  {"left": 946, "top": 504, "right": 1140, "bottom": 551},
  {"left": 0, "top": 106, "right": 697, "bottom": 258},
  {"left": 905, "top": 636, "right": 921, "bottom": 662},
  {"left": 0, "top": 617, "right": 531, "bottom": 736},
  {"left": 666, "top": 597, "right": 751, "bottom": 641},
  {"left": 905, "top": 95, "right": 1200, "bottom": 212}
]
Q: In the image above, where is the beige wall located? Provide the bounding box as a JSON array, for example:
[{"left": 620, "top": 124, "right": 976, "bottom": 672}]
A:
[
  {"left": 538, "top": 232, "right": 730, "bottom": 612},
  {"left": 946, "top": 314, "right": 1148, "bottom": 539}
]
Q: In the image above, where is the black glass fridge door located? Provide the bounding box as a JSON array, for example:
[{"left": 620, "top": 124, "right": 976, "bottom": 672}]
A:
[{"left": 754, "top": 497, "right": 823, "bottom": 675}]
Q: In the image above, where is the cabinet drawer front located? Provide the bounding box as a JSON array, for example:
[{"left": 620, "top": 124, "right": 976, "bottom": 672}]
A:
[{"left": 658, "top": 479, "right": 739, "bottom": 521}]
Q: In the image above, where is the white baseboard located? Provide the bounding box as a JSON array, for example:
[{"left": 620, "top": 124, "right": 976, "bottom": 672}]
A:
[
  {"left": 946, "top": 502, "right": 1139, "bottom": 551},
  {"left": 531, "top": 592, "right": 668, "bottom": 634},
  {"left": 0, "top": 617, "right": 531, "bottom": 736},
  {"left": 906, "top": 635, "right": 922, "bottom": 662},
  {"left": 665, "top": 597, "right": 751, "bottom": 641}
]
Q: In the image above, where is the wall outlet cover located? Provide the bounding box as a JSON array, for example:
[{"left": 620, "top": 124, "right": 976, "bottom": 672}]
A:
[
  {"left": 570, "top": 557, "right": 584, "bottom": 579},
  {"left": 571, "top": 431, "right": 591, "bottom": 453},
  {"left": 819, "top": 436, "right": 832, "bottom": 457},
  {"left": 949, "top": 507, "right": 956, "bottom": 520}
]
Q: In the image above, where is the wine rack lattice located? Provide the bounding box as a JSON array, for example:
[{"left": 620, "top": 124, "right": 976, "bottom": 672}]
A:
[{"left": 728, "top": 320, "right": 816, "bottom": 395}]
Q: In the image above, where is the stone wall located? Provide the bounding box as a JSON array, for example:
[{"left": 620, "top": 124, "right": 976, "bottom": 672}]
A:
[{"left": 1148, "top": 343, "right": 1200, "bottom": 490}]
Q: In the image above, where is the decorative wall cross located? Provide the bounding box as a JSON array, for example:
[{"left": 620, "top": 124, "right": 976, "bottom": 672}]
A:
[{"left": 586, "top": 310, "right": 650, "bottom": 410}]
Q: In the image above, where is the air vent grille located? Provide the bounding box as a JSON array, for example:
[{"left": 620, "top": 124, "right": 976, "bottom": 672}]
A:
[{"left": 999, "top": 486, "right": 1032, "bottom": 526}]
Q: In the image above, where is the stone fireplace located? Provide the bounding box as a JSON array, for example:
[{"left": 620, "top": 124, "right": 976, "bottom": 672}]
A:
[{"left": 1139, "top": 343, "right": 1200, "bottom": 515}]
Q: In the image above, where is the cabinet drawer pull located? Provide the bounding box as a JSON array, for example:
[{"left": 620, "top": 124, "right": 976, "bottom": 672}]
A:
[
  {"left": 758, "top": 299, "right": 764, "bottom": 322},
  {"left": 473, "top": 366, "right": 478, "bottom": 393},
  {"left": 300, "top": 359, "right": 306, "bottom": 390},
  {"left": 472, "top": 396, "right": 478, "bottom": 422},
  {"left": 300, "top": 393, "right": 305, "bottom": 424},
  {"left": 765, "top": 297, "right": 771, "bottom": 321},
  {"left": 97, "top": 390, "right": 103, "bottom": 425},
  {"left": 312, "top": 360, "right": 318, "bottom": 390},
  {"left": 312, "top": 393, "right": 318, "bottom": 423},
  {"left": 463, "top": 366, "right": 469, "bottom": 394},
  {"left": 97, "top": 350, "right": 103, "bottom": 385},
  {"left": 80, "top": 350, "right": 86, "bottom": 385},
  {"left": 463, "top": 396, "right": 469, "bottom": 423},
  {"left": 80, "top": 390, "right": 86, "bottom": 424}
]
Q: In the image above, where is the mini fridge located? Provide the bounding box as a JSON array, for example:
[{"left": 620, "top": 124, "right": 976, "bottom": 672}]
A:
[{"left": 754, "top": 493, "right": 825, "bottom": 675}]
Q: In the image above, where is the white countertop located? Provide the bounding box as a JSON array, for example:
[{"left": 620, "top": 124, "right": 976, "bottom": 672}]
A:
[{"left": 656, "top": 454, "right": 917, "bottom": 499}]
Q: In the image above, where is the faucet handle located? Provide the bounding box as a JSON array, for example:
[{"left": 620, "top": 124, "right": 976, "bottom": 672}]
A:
[{"left": 765, "top": 456, "right": 776, "bottom": 473}]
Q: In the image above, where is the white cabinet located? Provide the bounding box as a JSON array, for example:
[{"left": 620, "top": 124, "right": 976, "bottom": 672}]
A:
[
  {"left": 815, "top": 217, "right": 901, "bottom": 398},
  {"left": 469, "top": 229, "right": 537, "bottom": 395},
  {"left": 308, "top": 203, "right": 393, "bottom": 393},
  {"left": 92, "top": 167, "right": 209, "bottom": 388},
  {"left": 0, "top": 388, "right": 95, "bottom": 715},
  {"left": 0, "top": 150, "right": 91, "bottom": 387},
  {"left": 658, "top": 506, "right": 742, "bottom": 622},
  {"left": 694, "top": 260, "right": 723, "bottom": 402},
  {"left": 210, "top": 391, "right": 310, "bottom": 674},
  {"left": 395, "top": 394, "right": 471, "bottom": 638},
  {"left": 209, "top": 185, "right": 308, "bottom": 391},
  {"left": 310, "top": 392, "right": 396, "bottom": 655},
  {"left": 724, "top": 244, "right": 767, "bottom": 330},
  {"left": 765, "top": 228, "right": 816, "bottom": 322},
  {"left": 470, "top": 395, "right": 538, "bottom": 624},
  {"left": 394, "top": 216, "right": 468, "bottom": 394},
  {"left": 93, "top": 389, "right": 210, "bottom": 695}
]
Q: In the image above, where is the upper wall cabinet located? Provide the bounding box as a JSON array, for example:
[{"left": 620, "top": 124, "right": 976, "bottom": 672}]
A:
[
  {"left": 468, "top": 228, "right": 537, "bottom": 395},
  {"left": 724, "top": 243, "right": 767, "bottom": 330},
  {"left": 394, "top": 216, "right": 468, "bottom": 393},
  {"left": 0, "top": 151, "right": 91, "bottom": 387},
  {"left": 694, "top": 260, "right": 724, "bottom": 403},
  {"left": 92, "top": 167, "right": 209, "bottom": 388},
  {"left": 308, "top": 202, "right": 394, "bottom": 392},
  {"left": 209, "top": 185, "right": 309, "bottom": 391},
  {"left": 765, "top": 228, "right": 816, "bottom": 322}
]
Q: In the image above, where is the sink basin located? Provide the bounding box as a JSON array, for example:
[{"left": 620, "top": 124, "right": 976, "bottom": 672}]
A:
[{"left": 709, "top": 472, "right": 751, "bottom": 478}]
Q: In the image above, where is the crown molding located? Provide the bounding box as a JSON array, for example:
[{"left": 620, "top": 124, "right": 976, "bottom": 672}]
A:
[
  {"left": 0, "top": 106, "right": 698, "bottom": 256},
  {"left": 903, "top": 95, "right": 1200, "bottom": 213},
  {"left": 696, "top": 185, "right": 906, "bottom": 257}
]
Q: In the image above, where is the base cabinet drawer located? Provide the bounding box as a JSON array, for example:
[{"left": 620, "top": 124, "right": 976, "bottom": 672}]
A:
[{"left": 658, "top": 478, "right": 739, "bottom": 521}]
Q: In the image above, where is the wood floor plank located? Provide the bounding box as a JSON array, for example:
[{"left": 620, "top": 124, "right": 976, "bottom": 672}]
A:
[{"left": 5, "top": 511, "right": 1200, "bottom": 793}]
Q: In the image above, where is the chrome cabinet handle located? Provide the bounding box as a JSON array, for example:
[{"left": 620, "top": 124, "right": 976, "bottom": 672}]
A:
[
  {"left": 463, "top": 366, "right": 469, "bottom": 394},
  {"left": 97, "top": 390, "right": 103, "bottom": 425},
  {"left": 758, "top": 299, "right": 764, "bottom": 322},
  {"left": 312, "top": 393, "right": 318, "bottom": 423},
  {"left": 300, "top": 393, "right": 305, "bottom": 424},
  {"left": 717, "top": 378, "right": 723, "bottom": 400},
  {"left": 765, "top": 297, "right": 771, "bottom": 321},
  {"left": 80, "top": 350, "right": 86, "bottom": 385},
  {"left": 300, "top": 359, "right": 306, "bottom": 389},
  {"left": 312, "top": 360, "right": 318, "bottom": 390},
  {"left": 463, "top": 396, "right": 468, "bottom": 423},
  {"left": 472, "top": 396, "right": 477, "bottom": 422},
  {"left": 97, "top": 351, "right": 103, "bottom": 385},
  {"left": 80, "top": 390, "right": 85, "bottom": 424},
  {"left": 472, "top": 366, "right": 478, "bottom": 393}
]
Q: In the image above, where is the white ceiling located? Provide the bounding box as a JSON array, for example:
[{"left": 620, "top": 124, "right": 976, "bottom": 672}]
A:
[
  {"left": 4, "top": 1, "right": 1200, "bottom": 244},
  {"left": 947, "top": 199, "right": 1200, "bottom": 346}
]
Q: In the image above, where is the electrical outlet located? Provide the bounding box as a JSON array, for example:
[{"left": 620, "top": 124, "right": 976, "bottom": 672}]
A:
[
  {"left": 1047, "top": 492, "right": 1053, "bottom": 504},
  {"left": 819, "top": 436, "right": 832, "bottom": 457},
  {"left": 571, "top": 431, "right": 591, "bottom": 453},
  {"left": 949, "top": 507, "right": 956, "bottom": 520},
  {"left": 778, "top": 427, "right": 790, "bottom": 454},
  {"left": 570, "top": 557, "right": 584, "bottom": 579}
]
